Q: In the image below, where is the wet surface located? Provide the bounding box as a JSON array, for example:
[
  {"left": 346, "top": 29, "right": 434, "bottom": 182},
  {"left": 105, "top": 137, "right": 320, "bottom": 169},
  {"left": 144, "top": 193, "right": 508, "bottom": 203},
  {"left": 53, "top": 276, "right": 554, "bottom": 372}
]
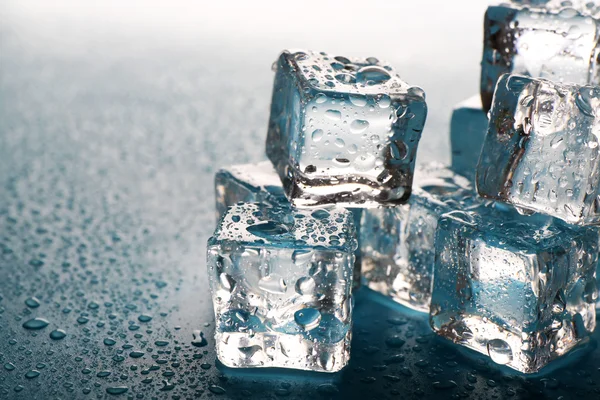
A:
[{"left": 1, "top": 1, "right": 599, "bottom": 398}]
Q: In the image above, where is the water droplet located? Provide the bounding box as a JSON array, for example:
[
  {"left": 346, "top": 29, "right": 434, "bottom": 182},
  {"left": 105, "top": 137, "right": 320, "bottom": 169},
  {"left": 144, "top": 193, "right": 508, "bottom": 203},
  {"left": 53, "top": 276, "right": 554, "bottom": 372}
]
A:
[
  {"left": 104, "top": 338, "right": 117, "bottom": 346},
  {"left": 192, "top": 330, "right": 208, "bottom": 347},
  {"left": 487, "top": 339, "right": 513, "bottom": 365},
  {"left": 377, "top": 94, "right": 391, "bottom": 108},
  {"left": 325, "top": 109, "right": 342, "bottom": 120},
  {"left": 295, "top": 277, "right": 316, "bottom": 295},
  {"left": 219, "top": 273, "right": 236, "bottom": 292},
  {"left": 315, "top": 93, "right": 327, "bottom": 104},
  {"left": 138, "top": 314, "right": 152, "bottom": 323},
  {"left": 294, "top": 308, "right": 322, "bottom": 330},
  {"left": 25, "top": 370, "right": 40, "bottom": 379},
  {"left": 25, "top": 297, "right": 40, "bottom": 308},
  {"left": 129, "top": 351, "right": 144, "bottom": 358},
  {"left": 258, "top": 276, "right": 288, "bottom": 294},
  {"left": 334, "top": 138, "right": 345, "bottom": 148},
  {"left": 349, "top": 95, "right": 367, "bottom": 107},
  {"left": 356, "top": 66, "right": 391, "bottom": 84},
  {"left": 4, "top": 362, "right": 15, "bottom": 371},
  {"left": 209, "top": 385, "right": 226, "bottom": 395},
  {"left": 335, "top": 73, "right": 356, "bottom": 84},
  {"left": 238, "top": 345, "right": 262, "bottom": 357},
  {"left": 350, "top": 120, "right": 369, "bottom": 134},
  {"left": 22, "top": 318, "right": 49, "bottom": 330},
  {"left": 106, "top": 386, "right": 128, "bottom": 395},
  {"left": 247, "top": 221, "right": 289, "bottom": 238},
  {"left": 154, "top": 340, "right": 169, "bottom": 347},
  {"left": 311, "top": 129, "right": 325, "bottom": 143},
  {"left": 311, "top": 209, "right": 330, "bottom": 220},
  {"left": 49, "top": 329, "right": 66, "bottom": 340},
  {"left": 575, "top": 89, "right": 595, "bottom": 117}
]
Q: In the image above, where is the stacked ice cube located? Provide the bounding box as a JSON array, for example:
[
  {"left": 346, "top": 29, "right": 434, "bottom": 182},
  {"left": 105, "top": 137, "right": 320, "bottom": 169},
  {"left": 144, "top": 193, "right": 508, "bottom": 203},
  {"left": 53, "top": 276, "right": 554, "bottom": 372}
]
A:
[
  {"left": 208, "top": 50, "right": 428, "bottom": 372},
  {"left": 207, "top": 1, "right": 600, "bottom": 375}
]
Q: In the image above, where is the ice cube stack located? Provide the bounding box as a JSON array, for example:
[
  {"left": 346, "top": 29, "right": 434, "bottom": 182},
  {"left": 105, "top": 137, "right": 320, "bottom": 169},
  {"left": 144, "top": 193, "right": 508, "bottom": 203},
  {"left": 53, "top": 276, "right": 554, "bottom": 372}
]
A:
[{"left": 208, "top": 0, "right": 600, "bottom": 375}]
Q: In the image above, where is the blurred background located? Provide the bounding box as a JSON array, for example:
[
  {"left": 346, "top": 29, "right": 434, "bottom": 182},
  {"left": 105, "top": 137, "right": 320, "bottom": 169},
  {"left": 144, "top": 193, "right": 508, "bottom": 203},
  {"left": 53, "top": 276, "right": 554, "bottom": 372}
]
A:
[{"left": 4, "top": 1, "right": 600, "bottom": 399}]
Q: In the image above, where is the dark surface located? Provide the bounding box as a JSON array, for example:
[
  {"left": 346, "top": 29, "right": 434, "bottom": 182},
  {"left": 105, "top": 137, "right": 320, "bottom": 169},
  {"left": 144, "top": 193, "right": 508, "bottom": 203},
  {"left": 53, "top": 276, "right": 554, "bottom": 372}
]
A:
[{"left": 1, "top": 1, "right": 599, "bottom": 399}]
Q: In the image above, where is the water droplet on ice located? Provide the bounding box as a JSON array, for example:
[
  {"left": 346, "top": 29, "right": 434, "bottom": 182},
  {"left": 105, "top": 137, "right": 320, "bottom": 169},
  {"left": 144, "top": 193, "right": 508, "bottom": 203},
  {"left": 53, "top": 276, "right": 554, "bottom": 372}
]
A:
[
  {"left": 258, "top": 276, "right": 288, "bottom": 294},
  {"left": 325, "top": 110, "right": 342, "bottom": 120},
  {"left": 356, "top": 66, "right": 391, "bottom": 84},
  {"left": 487, "top": 339, "right": 513, "bottom": 365},
  {"left": 294, "top": 308, "right": 322, "bottom": 330},
  {"left": 350, "top": 120, "right": 369, "bottom": 134}
]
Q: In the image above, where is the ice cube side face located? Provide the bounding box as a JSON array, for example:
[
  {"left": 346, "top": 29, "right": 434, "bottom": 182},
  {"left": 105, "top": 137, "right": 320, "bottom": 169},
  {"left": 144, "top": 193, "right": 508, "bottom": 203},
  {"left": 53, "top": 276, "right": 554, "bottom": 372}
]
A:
[
  {"left": 266, "top": 50, "right": 427, "bottom": 208},
  {"left": 450, "top": 96, "right": 490, "bottom": 181},
  {"left": 207, "top": 203, "right": 356, "bottom": 372},
  {"left": 430, "top": 208, "right": 598, "bottom": 374},
  {"left": 476, "top": 74, "right": 600, "bottom": 226},
  {"left": 360, "top": 164, "right": 478, "bottom": 312},
  {"left": 214, "top": 161, "right": 287, "bottom": 221},
  {"left": 481, "top": 4, "right": 600, "bottom": 111}
]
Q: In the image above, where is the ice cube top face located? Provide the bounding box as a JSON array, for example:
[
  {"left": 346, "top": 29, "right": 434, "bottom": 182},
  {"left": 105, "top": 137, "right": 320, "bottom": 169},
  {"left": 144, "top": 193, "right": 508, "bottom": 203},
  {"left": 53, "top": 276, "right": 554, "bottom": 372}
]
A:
[
  {"left": 207, "top": 203, "right": 356, "bottom": 372},
  {"left": 214, "top": 161, "right": 287, "bottom": 220},
  {"left": 477, "top": 74, "right": 600, "bottom": 226},
  {"left": 450, "top": 95, "right": 489, "bottom": 181},
  {"left": 266, "top": 50, "right": 428, "bottom": 208},
  {"left": 481, "top": 2, "right": 600, "bottom": 111},
  {"left": 360, "top": 164, "right": 478, "bottom": 312},
  {"left": 430, "top": 206, "right": 599, "bottom": 374}
]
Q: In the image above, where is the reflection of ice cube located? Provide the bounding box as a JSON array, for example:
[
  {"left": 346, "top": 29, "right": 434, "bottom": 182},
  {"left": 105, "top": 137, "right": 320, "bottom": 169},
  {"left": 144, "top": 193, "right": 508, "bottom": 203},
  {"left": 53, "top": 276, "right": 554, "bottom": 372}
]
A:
[
  {"left": 477, "top": 74, "right": 600, "bottom": 226},
  {"left": 266, "top": 50, "right": 427, "bottom": 208},
  {"left": 360, "top": 164, "right": 479, "bottom": 312},
  {"left": 207, "top": 202, "right": 356, "bottom": 372},
  {"left": 430, "top": 204, "right": 599, "bottom": 373},
  {"left": 481, "top": 2, "right": 599, "bottom": 111},
  {"left": 450, "top": 96, "right": 489, "bottom": 181}
]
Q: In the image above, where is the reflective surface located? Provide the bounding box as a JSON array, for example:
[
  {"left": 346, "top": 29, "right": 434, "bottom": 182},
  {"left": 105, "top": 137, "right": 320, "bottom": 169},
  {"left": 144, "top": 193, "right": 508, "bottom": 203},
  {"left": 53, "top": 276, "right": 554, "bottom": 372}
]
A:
[{"left": 2, "top": 1, "right": 600, "bottom": 399}]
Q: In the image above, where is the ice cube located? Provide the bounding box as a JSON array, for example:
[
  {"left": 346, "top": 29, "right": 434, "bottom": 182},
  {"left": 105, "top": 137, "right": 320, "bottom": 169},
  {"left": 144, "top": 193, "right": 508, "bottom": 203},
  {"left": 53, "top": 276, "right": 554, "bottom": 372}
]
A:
[
  {"left": 214, "top": 161, "right": 287, "bottom": 221},
  {"left": 207, "top": 202, "right": 356, "bottom": 372},
  {"left": 430, "top": 204, "right": 599, "bottom": 373},
  {"left": 360, "top": 164, "right": 479, "bottom": 312},
  {"left": 450, "top": 96, "right": 489, "bottom": 180},
  {"left": 477, "top": 74, "right": 600, "bottom": 226},
  {"left": 214, "top": 161, "right": 363, "bottom": 287},
  {"left": 481, "top": 1, "right": 600, "bottom": 111},
  {"left": 266, "top": 50, "right": 427, "bottom": 208}
]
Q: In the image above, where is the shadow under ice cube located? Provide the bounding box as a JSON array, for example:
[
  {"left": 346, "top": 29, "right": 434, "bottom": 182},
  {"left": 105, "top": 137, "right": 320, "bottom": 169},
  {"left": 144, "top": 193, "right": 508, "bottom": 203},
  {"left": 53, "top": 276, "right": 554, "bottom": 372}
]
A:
[
  {"left": 266, "top": 50, "right": 427, "bottom": 208},
  {"left": 430, "top": 205, "right": 599, "bottom": 373},
  {"left": 361, "top": 164, "right": 479, "bottom": 312},
  {"left": 207, "top": 202, "right": 356, "bottom": 372},
  {"left": 477, "top": 74, "right": 600, "bottom": 226},
  {"left": 481, "top": 1, "right": 600, "bottom": 111}
]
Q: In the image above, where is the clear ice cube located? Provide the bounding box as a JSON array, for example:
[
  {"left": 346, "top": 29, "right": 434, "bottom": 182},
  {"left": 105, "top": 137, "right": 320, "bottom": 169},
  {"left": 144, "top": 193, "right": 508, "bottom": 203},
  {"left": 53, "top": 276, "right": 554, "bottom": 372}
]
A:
[
  {"left": 360, "top": 164, "right": 479, "bottom": 312},
  {"left": 214, "top": 161, "right": 363, "bottom": 286},
  {"left": 214, "top": 161, "right": 287, "bottom": 221},
  {"left": 266, "top": 50, "right": 427, "bottom": 208},
  {"left": 430, "top": 204, "right": 599, "bottom": 373},
  {"left": 207, "top": 202, "right": 356, "bottom": 372},
  {"left": 477, "top": 74, "right": 600, "bottom": 226},
  {"left": 450, "top": 96, "right": 489, "bottom": 180},
  {"left": 481, "top": 1, "right": 600, "bottom": 111}
]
